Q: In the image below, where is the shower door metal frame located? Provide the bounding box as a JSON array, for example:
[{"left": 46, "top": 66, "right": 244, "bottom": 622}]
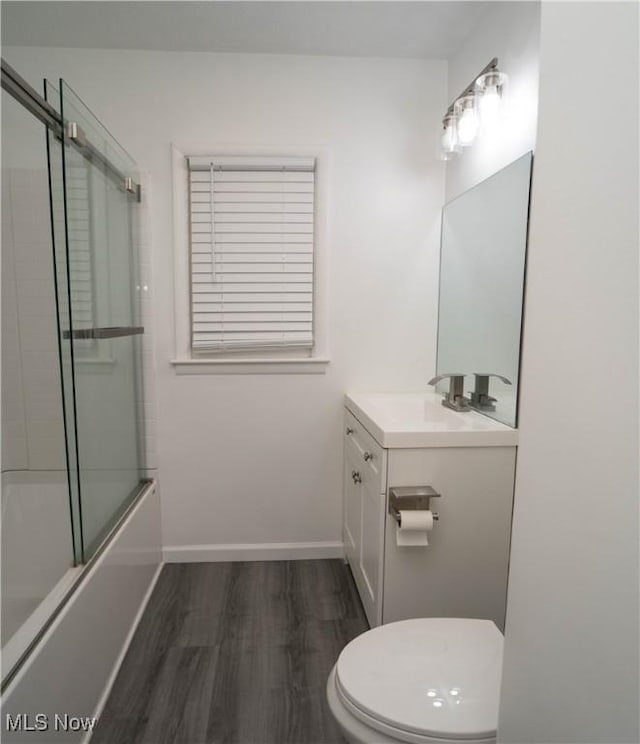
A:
[{"left": 1, "top": 59, "right": 142, "bottom": 201}]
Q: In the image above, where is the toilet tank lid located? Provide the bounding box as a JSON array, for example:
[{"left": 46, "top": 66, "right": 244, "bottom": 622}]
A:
[{"left": 335, "top": 618, "right": 504, "bottom": 741}]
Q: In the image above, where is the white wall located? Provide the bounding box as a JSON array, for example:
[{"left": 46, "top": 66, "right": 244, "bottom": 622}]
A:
[
  {"left": 498, "top": 3, "right": 639, "bottom": 742},
  {"left": 445, "top": 1, "right": 540, "bottom": 201},
  {"left": 3, "top": 48, "right": 446, "bottom": 556}
]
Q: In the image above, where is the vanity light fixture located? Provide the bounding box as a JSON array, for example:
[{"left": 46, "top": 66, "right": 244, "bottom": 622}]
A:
[{"left": 439, "top": 57, "right": 507, "bottom": 159}]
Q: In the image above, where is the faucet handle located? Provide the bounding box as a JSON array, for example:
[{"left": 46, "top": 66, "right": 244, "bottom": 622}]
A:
[
  {"left": 427, "top": 373, "right": 466, "bottom": 386},
  {"left": 428, "top": 373, "right": 469, "bottom": 412}
]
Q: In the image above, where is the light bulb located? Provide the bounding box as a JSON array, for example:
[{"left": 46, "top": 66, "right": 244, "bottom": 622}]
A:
[
  {"left": 457, "top": 107, "right": 479, "bottom": 145},
  {"left": 439, "top": 114, "right": 461, "bottom": 160},
  {"left": 453, "top": 94, "right": 478, "bottom": 146},
  {"left": 441, "top": 124, "right": 456, "bottom": 151},
  {"left": 476, "top": 69, "right": 507, "bottom": 131},
  {"left": 479, "top": 85, "right": 501, "bottom": 127}
]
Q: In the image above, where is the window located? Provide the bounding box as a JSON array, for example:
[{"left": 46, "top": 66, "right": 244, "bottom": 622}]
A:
[
  {"left": 187, "top": 155, "right": 316, "bottom": 353},
  {"left": 66, "top": 159, "right": 95, "bottom": 338},
  {"left": 54, "top": 157, "right": 109, "bottom": 364}
]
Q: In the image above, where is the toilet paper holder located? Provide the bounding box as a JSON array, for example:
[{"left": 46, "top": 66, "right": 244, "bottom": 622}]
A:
[{"left": 389, "top": 486, "right": 441, "bottom": 524}]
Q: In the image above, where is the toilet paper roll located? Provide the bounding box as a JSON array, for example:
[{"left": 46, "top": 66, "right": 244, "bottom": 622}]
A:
[{"left": 396, "top": 510, "right": 433, "bottom": 547}]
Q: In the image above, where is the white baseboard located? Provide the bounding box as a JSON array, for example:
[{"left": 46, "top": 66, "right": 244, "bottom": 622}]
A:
[{"left": 163, "top": 541, "right": 344, "bottom": 563}]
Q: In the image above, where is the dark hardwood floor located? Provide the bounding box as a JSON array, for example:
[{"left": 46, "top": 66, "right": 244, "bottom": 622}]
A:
[{"left": 92, "top": 560, "right": 368, "bottom": 744}]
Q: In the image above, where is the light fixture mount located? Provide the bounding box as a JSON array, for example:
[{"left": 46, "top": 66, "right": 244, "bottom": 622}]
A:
[
  {"left": 475, "top": 70, "right": 507, "bottom": 92},
  {"left": 445, "top": 57, "right": 499, "bottom": 117}
]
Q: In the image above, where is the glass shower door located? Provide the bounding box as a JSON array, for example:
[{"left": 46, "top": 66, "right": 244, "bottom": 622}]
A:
[
  {"left": 1, "top": 82, "right": 78, "bottom": 676},
  {"left": 51, "top": 80, "right": 145, "bottom": 560}
]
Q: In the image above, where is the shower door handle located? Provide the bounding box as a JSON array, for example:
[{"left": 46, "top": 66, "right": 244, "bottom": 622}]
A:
[{"left": 63, "top": 326, "right": 144, "bottom": 340}]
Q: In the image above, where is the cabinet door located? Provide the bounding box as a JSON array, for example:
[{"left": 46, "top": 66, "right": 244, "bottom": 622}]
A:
[
  {"left": 343, "top": 443, "right": 362, "bottom": 568},
  {"left": 359, "top": 466, "right": 385, "bottom": 626}
]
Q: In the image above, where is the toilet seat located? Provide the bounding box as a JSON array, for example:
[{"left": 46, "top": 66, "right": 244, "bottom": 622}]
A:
[{"left": 333, "top": 618, "right": 503, "bottom": 743}]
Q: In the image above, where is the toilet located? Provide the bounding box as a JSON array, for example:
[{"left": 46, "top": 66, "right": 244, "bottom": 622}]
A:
[{"left": 327, "top": 618, "right": 503, "bottom": 744}]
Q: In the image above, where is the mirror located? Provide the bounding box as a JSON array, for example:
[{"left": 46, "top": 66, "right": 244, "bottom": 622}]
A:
[{"left": 436, "top": 152, "right": 532, "bottom": 427}]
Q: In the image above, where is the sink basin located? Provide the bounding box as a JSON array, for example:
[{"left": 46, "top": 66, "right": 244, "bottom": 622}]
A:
[{"left": 345, "top": 392, "right": 518, "bottom": 448}]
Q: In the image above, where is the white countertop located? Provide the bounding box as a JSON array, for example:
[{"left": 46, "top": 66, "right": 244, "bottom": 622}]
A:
[{"left": 345, "top": 391, "right": 518, "bottom": 448}]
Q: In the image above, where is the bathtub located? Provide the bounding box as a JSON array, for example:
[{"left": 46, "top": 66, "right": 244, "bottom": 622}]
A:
[{"left": 1, "top": 478, "right": 162, "bottom": 743}]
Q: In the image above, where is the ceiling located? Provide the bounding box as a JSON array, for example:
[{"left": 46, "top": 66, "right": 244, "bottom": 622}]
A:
[{"left": 2, "top": 1, "right": 497, "bottom": 60}]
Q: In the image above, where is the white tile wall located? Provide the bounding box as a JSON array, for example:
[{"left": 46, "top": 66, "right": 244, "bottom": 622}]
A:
[
  {"left": 2, "top": 172, "right": 29, "bottom": 471},
  {"left": 1, "top": 168, "right": 66, "bottom": 473}
]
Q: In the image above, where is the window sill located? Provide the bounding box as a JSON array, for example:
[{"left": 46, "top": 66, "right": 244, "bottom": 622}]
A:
[{"left": 170, "top": 357, "right": 330, "bottom": 375}]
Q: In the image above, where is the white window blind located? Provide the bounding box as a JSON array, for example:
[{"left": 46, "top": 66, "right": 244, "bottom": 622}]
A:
[
  {"left": 188, "top": 155, "right": 316, "bottom": 352},
  {"left": 67, "top": 160, "right": 94, "bottom": 333},
  {"left": 51, "top": 158, "right": 95, "bottom": 352}
]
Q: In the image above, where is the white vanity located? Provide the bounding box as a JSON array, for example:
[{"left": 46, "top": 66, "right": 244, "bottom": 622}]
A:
[{"left": 343, "top": 392, "right": 518, "bottom": 630}]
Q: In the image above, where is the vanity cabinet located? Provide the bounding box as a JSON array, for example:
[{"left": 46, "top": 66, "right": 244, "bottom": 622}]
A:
[
  {"left": 342, "top": 397, "right": 517, "bottom": 630},
  {"left": 343, "top": 410, "right": 387, "bottom": 625}
]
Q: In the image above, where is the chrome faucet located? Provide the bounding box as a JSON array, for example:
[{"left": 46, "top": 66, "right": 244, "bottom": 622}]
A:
[
  {"left": 469, "top": 373, "right": 512, "bottom": 411},
  {"left": 428, "top": 373, "right": 470, "bottom": 412}
]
